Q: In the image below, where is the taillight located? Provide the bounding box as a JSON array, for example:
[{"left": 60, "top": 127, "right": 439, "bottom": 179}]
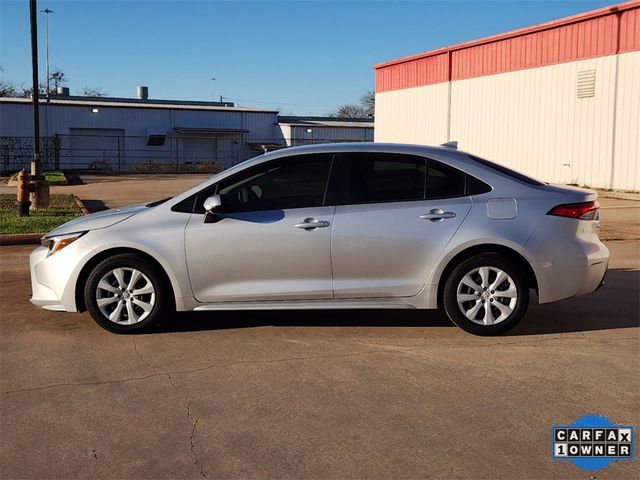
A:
[{"left": 547, "top": 201, "right": 600, "bottom": 220}]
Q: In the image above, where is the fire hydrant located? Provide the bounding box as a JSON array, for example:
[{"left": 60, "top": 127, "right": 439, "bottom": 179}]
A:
[{"left": 16, "top": 169, "right": 31, "bottom": 216}]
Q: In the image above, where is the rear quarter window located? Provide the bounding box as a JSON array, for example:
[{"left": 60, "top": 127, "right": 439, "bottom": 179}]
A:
[{"left": 468, "top": 154, "right": 545, "bottom": 186}]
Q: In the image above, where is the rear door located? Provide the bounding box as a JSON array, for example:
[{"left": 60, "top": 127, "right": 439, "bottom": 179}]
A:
[{"left": 331, "top": 153, "right": 472, "bottom": 298}]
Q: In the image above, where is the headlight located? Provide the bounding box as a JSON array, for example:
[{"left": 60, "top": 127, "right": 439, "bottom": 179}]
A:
[{"left": 41, "top": 231, "right": 87, "bottom": 256}]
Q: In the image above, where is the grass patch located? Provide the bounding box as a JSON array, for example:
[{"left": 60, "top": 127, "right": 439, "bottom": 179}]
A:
[
  {"left": 0, "top": 194, "right": 83, "bottom": 235},
  {"left": 9, "top": 170, "right": 67, "bottom": 184}
]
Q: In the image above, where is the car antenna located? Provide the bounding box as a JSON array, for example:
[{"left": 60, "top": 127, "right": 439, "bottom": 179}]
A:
[{"left": 440, "top": 141, "right": 458, "bottom": 149}]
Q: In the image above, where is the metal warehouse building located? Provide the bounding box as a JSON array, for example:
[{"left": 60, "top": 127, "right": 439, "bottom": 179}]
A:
[
  {"left": 0, "top": 91, "right": 373, "bottom": 173},
  {"left": 374, "top": 1, "right": 640, "bottom": 191},
  {"left": 278, "top": 116, "right": 374, "bottom": 146}
]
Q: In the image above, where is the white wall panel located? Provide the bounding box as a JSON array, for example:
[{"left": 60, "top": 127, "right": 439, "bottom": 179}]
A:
[
  {"left": 375, "top": 82, "right": 449, "bottom": 146},
  {"left": 612, "top": 51, "right": 640, "bottom": 192},
  {"left": 375, "top": 52, "right": 640, "bottom": 191}
]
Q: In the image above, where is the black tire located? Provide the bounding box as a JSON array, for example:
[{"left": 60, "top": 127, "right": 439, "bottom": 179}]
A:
[
  {"left": 442, "top": 253, "right": 529, "bottom": 336},
  {"left": 84, "top": 253, "right": 173, "bottom": 333}
]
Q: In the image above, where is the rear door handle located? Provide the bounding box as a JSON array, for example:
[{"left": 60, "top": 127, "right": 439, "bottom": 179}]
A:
[
  {"left": 420, "top": 209, "right": 456, "bottom": 221},
  {"left": 294, "top": 219, "right": 331, "bottom": 230}
]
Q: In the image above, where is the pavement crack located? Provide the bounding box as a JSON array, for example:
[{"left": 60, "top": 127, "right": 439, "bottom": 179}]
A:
[
  {"left": 131, "top": 337, "right": 158, "bottom": 374},
  {"left": 2, "top": 350, "right": 380, "bottom": 394},
  {"left": 131, "top": 337, "right": 208, "bottom": 479},
  {"left": 7, "top": 335, "right": 635, "bottom": 396},
  {"left": 167, "top": 369, "right": 208, "bottom": 479}
]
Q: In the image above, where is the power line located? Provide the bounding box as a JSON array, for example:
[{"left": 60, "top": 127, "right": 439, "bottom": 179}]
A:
[{"left": 226, "top": 97, "right": 342, "bottom": 108}]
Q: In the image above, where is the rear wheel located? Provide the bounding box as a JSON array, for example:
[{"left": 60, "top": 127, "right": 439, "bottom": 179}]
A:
[
  {"left": 84, "top": 254, "right": 172, "bottom": 333},
  {"left": 443, "top": 254, "right": 529, "bottom": 335}
]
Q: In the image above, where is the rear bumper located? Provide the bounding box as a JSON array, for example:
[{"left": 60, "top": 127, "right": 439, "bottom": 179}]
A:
[
  {"left": 524, "top": 216, "right": 610, "bottom": 304},
  {"left": 575, "top": 258, "right": 608, "bottom": 297}
]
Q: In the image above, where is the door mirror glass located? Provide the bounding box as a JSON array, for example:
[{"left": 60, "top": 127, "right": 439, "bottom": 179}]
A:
[
  {"left": 203, "top": 194, "right": 223, "bottom": 213},
  {"left": 250, "top": 184, "right": 263, "bottom": 199}
]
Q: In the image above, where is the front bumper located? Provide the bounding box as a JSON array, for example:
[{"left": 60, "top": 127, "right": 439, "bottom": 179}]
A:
[{"left": 29, "top": 241, "right": 87, "bottom": 312}]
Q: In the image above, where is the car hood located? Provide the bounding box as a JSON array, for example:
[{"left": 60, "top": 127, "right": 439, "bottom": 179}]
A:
[{"left": 46, "top": 204, "right": 147, "bottom": 237}]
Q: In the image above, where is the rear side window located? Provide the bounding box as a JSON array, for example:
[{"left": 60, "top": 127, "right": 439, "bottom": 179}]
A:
[
  {"left": 426, "top": 160, "right": 467, "bottom": 199},
  {"left": 468, "top": 154, "right": 545, "bottom": 186},
  {"left": 344, "top": 153, "right": 426, "bottom": 204}
]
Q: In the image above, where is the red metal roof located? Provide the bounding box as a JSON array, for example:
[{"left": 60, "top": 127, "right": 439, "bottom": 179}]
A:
[{"left": 375, "top": 1, "right": 640, "bottom": 92}]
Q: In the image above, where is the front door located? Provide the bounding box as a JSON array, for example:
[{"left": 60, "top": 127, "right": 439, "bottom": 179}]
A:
[
  {"left": 331, "top": 152, "right": 472, "bottom": 298},
  {"left": 185, "top": 153, "right": 335, "bottom": 303}
]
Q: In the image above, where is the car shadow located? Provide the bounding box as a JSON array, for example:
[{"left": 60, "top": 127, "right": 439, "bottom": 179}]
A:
[{"left": 150, "top": 267, "right": 638, "bottom": 336}]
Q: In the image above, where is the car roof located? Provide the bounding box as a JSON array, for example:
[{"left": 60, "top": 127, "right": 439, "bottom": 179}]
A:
[{"left": 266, "top": 142, "right": 462, "bottom": 158}]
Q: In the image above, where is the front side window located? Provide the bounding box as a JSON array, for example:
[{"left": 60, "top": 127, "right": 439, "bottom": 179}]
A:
[
  {"left": 213, "top": 153, "right": 333, "bottom": 212},
  {"left": 344, "top": 153, "right": 426, "bottom": 204}
]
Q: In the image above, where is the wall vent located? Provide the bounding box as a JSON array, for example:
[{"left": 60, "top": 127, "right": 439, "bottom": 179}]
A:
[{"left": 577, "top": 70, "right": 596, "bottom": 98}]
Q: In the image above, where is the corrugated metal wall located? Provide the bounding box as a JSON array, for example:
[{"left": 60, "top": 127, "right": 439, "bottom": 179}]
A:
[
  {"left": 0, "top": 102, "right": 280, "bottom": 170},
  {"left": 285, "top": 126, "right": 374, "bottom": 146},
  {"left": 374, "top": 1, "right": 640, "bottom": 191},
  {"left": 375, "top": 82, "right": 449, "bottom": 145}
]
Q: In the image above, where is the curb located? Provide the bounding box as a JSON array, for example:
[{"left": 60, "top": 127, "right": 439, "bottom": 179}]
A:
[
  {"left": 0, "top": 195, "right": 91, "bottom": 246},
  {"left": 6, "top": 180, "right": 69, "bottom": 187},
  {"left": 72, "top": 194, "right": 91, "bottom": 215},
  {"left": 0, "top": 233, "right": 43, "bottom": 246},
  {"left": 599, "top": 191, "right": 640, "bottom": 201}
]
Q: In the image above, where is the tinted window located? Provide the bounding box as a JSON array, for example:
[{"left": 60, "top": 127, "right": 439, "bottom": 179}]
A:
[
  {"left": 468, "top": 154, "right": 545, "bottom": 186},
  {"left": 468, "top": 175, "right": 492, "bottom": 195},
  {"left": 426, "top": 160, "right": 466, "bottom": 199},
  {"left": 346, "top": 153, "right": 426, "bottom": 204},
  {"left": 213, "top": 154, "right": 333, "bottom": 212}
]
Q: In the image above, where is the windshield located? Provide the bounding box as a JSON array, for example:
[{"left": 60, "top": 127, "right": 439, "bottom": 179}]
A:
[{"left": 145, "top": 197, "right": 172, "bottom": 208}]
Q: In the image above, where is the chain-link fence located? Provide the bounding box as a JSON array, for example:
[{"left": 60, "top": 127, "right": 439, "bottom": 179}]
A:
[{"left": 0, "top": 134, "right": 372, "bottom": 175}]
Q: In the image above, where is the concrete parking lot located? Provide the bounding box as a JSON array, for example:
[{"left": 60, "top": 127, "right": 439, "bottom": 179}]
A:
[
  {"left": 0, "top": 173, "right": 211, "bottom": 210},
  {"left": 0, "top": 193, "right": 638, "bottom": 479}
]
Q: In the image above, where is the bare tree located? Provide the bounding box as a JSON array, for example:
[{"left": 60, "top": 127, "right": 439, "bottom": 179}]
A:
[
  {"left": 0, "top": 66, "right": 18, "bottom": 97},
  {"left": 336, "top": 104, "right": 364, "bottom": 118},
  {"left": 81, "top": 87, "right": 107, "bottom": 97},
  {"left": 0, "top": 79, "right": 18, "bottom": 97},
  {"left": 331, "top": 91, "right": 375, "bottom": 118},
  {"left": 49, "top": 70, "right": 67, "bottom": 91},
  {"left": 360, "top": 90, "right": 374, "bottom": 117}
]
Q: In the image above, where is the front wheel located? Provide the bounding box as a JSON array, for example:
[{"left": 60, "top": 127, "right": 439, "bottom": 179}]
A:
[
  {"left": 443, "top": 254, "right": 529, "bottom": 335},
  {"left": 84, "top": 253, "right": 173, "bottom": 333}
]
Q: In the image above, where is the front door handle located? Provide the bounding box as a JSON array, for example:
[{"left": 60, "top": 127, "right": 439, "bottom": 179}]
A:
[
  {"left": 420, "top": 209, "right": 456, "bottom": 222},
  {"left": 294, "top": 218, "right": 331, "bottom": 230}
]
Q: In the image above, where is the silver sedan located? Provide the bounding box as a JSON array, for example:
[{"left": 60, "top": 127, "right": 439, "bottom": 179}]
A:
[{"left": 30, "top": 143, "right": 609, "bottom": 335}]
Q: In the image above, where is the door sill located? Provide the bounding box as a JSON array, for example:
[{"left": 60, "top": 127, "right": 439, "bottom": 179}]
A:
[{"left": 191, "top": 298, "right": 418, "bottom": 311}]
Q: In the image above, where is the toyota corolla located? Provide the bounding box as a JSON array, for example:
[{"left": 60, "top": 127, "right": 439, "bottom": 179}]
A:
[{"left": 30, "top": 143, "right": 608, "bottom": 335}]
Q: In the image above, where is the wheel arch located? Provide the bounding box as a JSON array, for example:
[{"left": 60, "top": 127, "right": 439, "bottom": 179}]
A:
[
  {"left": 75, "top": 247, "right": 176, "bottom": 312},
  {"left": 435, "top": 243, "right": 539, "bottom": 305}
]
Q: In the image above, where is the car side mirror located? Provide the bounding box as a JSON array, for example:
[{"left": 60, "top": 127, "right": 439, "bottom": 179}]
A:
[{"left": 203, "top": 194, "right": 223, "bottom": 214}]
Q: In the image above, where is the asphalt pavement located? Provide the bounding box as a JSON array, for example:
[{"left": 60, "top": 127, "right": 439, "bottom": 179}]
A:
[
  {"left": 0, "top": 180, "right": 638, "bottom": 479},
  {"left": 1, "top": 240, "right": 638, "bottom": 479}
]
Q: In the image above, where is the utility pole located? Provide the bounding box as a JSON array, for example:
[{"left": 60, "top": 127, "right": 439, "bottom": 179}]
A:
[
  {"left": 40, "top": 8, "right": 53, "bottom": 98},
  {"left": 40, "top": 8, "right": 53, "bottom": 177},
  {"left": 210, "top": 76, "right": 215, "bottom": 102},
  {"left": 29, "top": 0, "right": 49, "bottom": 209}
]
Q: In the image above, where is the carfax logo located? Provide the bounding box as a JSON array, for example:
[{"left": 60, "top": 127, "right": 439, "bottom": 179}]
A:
[{"left": 552, "top": 414, "right": 634, "bottom": 471}]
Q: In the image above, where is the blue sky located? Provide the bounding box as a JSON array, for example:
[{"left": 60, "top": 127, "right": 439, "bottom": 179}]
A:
[{"left": 0, "top": 0, "right": 619, "bottom": 115}]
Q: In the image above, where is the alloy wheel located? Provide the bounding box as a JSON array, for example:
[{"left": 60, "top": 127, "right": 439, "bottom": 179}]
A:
[
  {"left": 95, "top": 268, "right": 156, "bottom": 325},
  {"left": 456, "top": 266, "right": 518, "bottom": 326}
]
